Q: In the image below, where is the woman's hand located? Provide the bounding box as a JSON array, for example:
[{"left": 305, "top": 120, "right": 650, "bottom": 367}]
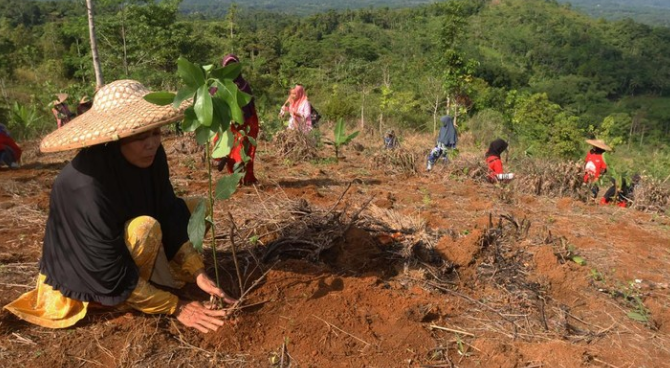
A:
[
  {"left": 279, "top": 105, "right": 289, "bottom": 119},
  {"left": 194, "top": 269, "right": 237, "bottom": 305},
  {"left": 175, "top": 300, "right": 230, "bottom": 333}
]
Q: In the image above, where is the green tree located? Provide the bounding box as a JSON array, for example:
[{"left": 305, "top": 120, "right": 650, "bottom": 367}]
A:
[
  {"left": 548, "top": 113, "right": 583, "bottom": 159},
  {"left": 599, "top": 113, "right": 631, "bottom": 149}
]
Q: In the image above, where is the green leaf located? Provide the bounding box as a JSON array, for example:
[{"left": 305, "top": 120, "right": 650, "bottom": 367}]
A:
[
  {"left": 212, "top": 98, "right": 232, "bottom": 132},
  {"left": 215, "top": 173, "right": 244, "bottom": 200},
  {"left": 187, "top": 200, "right": 207, "bottom": 252},
  {"left": 224, "top": 80, "right": 245, "bottom": 124},
  {"left": 143, "top": 92, "right": 175, "bottom": 106},
  {"left": 173, "top": 86, "right": 195, "bottom": 109},
  {"left": 236, "top": 89, "right": 252, "bottom": 107},
  {"left": 195, "top": 125, "right": 216, "bottom": 145},
  {"left": 334, "top": 119, "right": 345, "bottom": 142},
  {"left": 211, "top": 62, "right": 241, "bottom": 81},
  {"left": 194, "top": 85, "right": 213, "bottom": 127},
  {"left": 214, "top": 80, "right": 244, "bottom": 124},
  {"left": 177, "top": 57, "right": 205, "bottom": 89},
  {"left": 343, "top": 131, "right": 360, "bottom": 145},
  {"left": 212, "top": 130, "right": 233, "bottom": 158},
  {"left": 240, "top": 146, "right": 250, "bottom": 163},
  {"left": 572, "top": 256, "right": 586, "bottom": 266},
  {"left": 180, "top": 107, "right": 200, "bottom": 132},
  {"left": 627, "top": 311, "right": 648, "bottom": 322}
]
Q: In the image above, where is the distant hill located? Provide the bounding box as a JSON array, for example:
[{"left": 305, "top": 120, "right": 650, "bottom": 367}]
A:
[
  {"left": 177, "top": 0, "right": 435, "bottom": 17},
  {"left": 556, "top": 0, "right": 670, "bottom": 27},
  {"left": 183, "top": 0, "right": 670, "bottom": 26},
  {"left": 28, "top": 0, "right": 670, "bottom": 26}
]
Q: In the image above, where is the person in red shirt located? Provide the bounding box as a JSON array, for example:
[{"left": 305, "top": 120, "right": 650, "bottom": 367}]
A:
[
  {"left": 0, "top": 123, "right": 21, "bottom": 169},
  {"left": 583, "top": 139, "right": 611, "bottom": 198},
  {"left": 485, "top": 138, "right": 514, "bottom": 183}
]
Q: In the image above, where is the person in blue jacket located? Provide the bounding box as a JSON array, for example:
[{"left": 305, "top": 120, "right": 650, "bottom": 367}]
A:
[{"left": 427, "top": 115, "right": 457, "bottom": 171}]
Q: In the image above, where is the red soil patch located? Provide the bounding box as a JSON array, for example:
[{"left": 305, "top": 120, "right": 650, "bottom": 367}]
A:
[{"left": 1, "top": 134, "right": 670, "bottom": 367}]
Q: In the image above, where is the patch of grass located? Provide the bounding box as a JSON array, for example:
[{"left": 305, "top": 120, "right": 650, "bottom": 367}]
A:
[
  {"left": 355, "top": 168, "right": 371, "bottom": 176},
  {"left": 182, "top": 157, "right": 197, "bottom": 171},
  {"left": 590, "top": 268, "right": 651, "bottom": 324},
  {"left": 589, "top": 268, "right": 604, "bottom": 282},
  {"left": 309, "top": 157, "right": 339, "bottom": 166},
  {"left": 420, "top": 187, "right": 431, "bottom": 206}
]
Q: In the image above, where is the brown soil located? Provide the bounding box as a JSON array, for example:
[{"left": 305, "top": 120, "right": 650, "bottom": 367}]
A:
[{"left": 1, "top": 133, "right": 670, "bottom": 368}]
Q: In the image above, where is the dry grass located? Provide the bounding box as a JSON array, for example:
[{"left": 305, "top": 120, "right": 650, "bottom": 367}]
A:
[
  {"left": 272, "top": 129, "right": 319, "bottom": 161},
  {"left": 631, "top": 179, "right": 670, "bottom": 214},
  {"left": 370, "top": 148, "right": 419, "bottom": 176},
  {"left": 509, "top": 158, "right": 584, "bottom": 199}
]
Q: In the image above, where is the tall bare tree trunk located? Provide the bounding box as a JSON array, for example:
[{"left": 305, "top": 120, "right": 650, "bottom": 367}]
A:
[
  {"left": 86, "top": 0, "right": 104, "bottom": 89},
  {"left": 360, "top": 88, "right": 370, "bottom": 130},
  {"left": 454, "top": 104, "right": 459, "bottom": 128},
  {"left": 379, "top": 113, "right": 383, "bottom": 136},
  {"left": 432, "top": 95, "right": 440, "bottom": 137},
  {"left": 121, "top": 23, "right": 129, "bottom": 76}
]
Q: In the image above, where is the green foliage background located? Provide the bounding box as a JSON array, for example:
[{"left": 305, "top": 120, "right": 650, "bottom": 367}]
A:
[{"left": 2, "top": 0, "right": 670, "bottom": 179}]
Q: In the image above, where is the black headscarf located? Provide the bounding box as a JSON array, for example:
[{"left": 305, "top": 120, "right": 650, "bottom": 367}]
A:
[
  {"left": 222, "top": 54, "right": 255, "bottom": 119},
  {"left": 486, "top": 138, "right": 508, "bottom": 158},
  {"left": 39, "top": 142, "right": 190, "bottom": 306}
]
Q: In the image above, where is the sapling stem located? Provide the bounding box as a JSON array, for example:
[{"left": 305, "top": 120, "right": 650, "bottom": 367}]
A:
[
  {"left": 228, "top": 212, "right": 244, "bottom": 297},
  {"left": 205, "top": 140, "right": 221, "bottom": 289}
]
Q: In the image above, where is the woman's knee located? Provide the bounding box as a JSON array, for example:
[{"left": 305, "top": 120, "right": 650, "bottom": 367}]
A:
[{"left": 125, "top": 216, "right": 162, "bottom": 269}]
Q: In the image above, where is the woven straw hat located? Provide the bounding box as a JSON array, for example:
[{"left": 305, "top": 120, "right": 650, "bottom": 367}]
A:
[
  {"left": 585, "top": 139, "right": 612, "bottom": 152},
  {"left": 51, "top": 93, "right": 69, "bottom": 106},
  {"left": 40, "top": 80, "right": 186, "bottom": 153}
]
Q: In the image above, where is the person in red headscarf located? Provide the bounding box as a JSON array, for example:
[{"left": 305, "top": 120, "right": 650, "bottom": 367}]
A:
[
  {"left": 212, "top": 54, "right": 259, "bottom": 185},
  {"left": 279, "top": 84, "right": 312, "bottom": 132}
]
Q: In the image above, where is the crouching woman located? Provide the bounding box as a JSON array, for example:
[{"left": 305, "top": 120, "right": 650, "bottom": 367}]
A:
[
  {"left": 485, "top": 138, "right": 514, "bottom": 183},
  {"left": 4, "top": 80, "right": 236, "bottom": 333}
]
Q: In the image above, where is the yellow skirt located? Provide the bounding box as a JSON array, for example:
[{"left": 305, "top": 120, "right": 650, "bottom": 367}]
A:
[{"left": 4, "top": 198, "right": 205, "bottom": 328}]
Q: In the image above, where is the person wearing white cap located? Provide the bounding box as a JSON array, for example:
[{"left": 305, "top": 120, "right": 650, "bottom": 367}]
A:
[{"left": 4, "top": 80, "right": 236, "bottom": 333}]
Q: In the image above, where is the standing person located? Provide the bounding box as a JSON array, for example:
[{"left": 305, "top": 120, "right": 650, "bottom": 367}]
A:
[
  {"left": 0, "top": 123, "right": 21, "bottom": 169},
  {"left": 426, "top": 115, "right": 458, "bottom": 171},
  {"left": 4, "top": 80, "right": 236, "bottom": 332},
  {"left": 485, "top": 138, "right": 514, "bottom": 183},
  {"left": 76, "top": 96, "right": 93, "bottom": 115},
  {"left": 583, "top": 139, "right": 611, "bottom": 198},
  {"left": 383, "top": 129, "right": 399, "bottom": 149},
  {"left": 51, "top": 93, "right": 74, "bottom": 129},
  {"left": 279, "top": 84, "right": 312, "bottom": 133},
  {"left": 212, "top": 54, "right": 259, "bottom": 185}
]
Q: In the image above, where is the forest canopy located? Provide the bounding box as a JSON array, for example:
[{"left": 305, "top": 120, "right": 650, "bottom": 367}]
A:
[{"left": 2, "top": 0, "right": 670, "bottom": 178}]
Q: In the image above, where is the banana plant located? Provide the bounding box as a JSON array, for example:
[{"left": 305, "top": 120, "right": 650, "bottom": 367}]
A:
[
  {"left": 144, "top": 56, "right": 251, "bottom": 289},
  {"left": 9, "top": 101, "right": 40, "bottom": 140},
  {"left": 325, "top": 118, "right": 359, "bottom": 159}
]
